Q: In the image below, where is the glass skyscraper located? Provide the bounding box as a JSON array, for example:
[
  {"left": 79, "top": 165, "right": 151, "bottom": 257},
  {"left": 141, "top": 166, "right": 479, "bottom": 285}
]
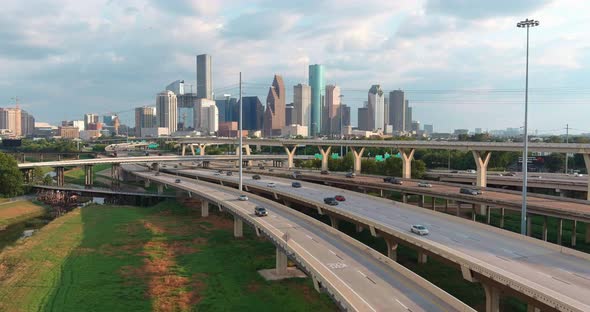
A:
[{"left": 308, "top": 64, "right": 325, "bottom": 137}]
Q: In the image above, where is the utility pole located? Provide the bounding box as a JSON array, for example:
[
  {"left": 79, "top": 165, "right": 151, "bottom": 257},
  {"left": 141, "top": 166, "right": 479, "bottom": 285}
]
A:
[
  {"left": 565, "top": 124, "right": 569, "bottom": 174},
  {"left": 238, "top": 72, "right": 243, "bottom": 192}
]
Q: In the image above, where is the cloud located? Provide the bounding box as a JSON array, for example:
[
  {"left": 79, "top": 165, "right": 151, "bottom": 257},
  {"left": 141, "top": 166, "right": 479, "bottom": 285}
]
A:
[
  {"left": 220, "top": 10, "right": 300, "bottom": 40},
  {"left": 426, "top": 0, "right": 552, "bottom": 19}
]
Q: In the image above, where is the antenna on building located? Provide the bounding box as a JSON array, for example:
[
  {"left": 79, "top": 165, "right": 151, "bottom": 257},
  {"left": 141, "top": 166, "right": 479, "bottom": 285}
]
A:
[{"left": 11, "top": 96, "right": 20, "bottom": 109}]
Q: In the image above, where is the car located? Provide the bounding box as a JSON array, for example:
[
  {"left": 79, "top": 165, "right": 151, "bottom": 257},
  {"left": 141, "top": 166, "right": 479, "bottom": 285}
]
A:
[
  {"left": 254, "top": 206, "right": 268, "bottom": 217},
  {"left": 466, "top": 169, "right": 476, "bottom": 174},
  {"left": 345, "top": 172, "right": 356, "bottom": 178},
  {"left": 334, "top": 195, "right": 345, "bottom": 201},
  {"left": 226, "top": 171, "right": 233, "bottom": 176},
  {"left": 173, "top": 165, "right": 178, "bottom": 168},
  {"left": 391, "top": 178, "right": 403, "bottom": 185},
  {"left": 258, "top": 166, "right": 265, "bottom": 170},
  {"left": 497, "top": 173, "right": 503, "bottom": 177},
  {"left": 291, "top": 182, "right": 302, "bottom": 188},
  {"left": 383, "top": 177, "right": 394, "bottom": 183},
  {"left": 293, "top": 171, "right": 302, "bottom": 175},
  {"left": 417, "top": 182, "right": 432, "bottom": 188},
  {"left": 321, "top": 170, "right": 329, "bottom": 175},
  {"left": 460, "top": 187, "right": 479, "bottom": 195},
  {"left": 217, "top": 170, "right": 224, "bottom": 174},
  {"left": 214, "top": 172, "right": 221, "bottom": 176},
  {"left": 410, "top": 224, "right": 429, "bottom": 236},
  {"left": 238, "top": 194, "right": 249, "bottom": 201},
  {"left": 155, "top": 172, "right": 160, "bottom": 176},
  {"left": 323, "top": 197, "right": 338, "bottom": 206},
  {"left": 267, "top": 182, "right": 276, "bottom": 188},
  {"left": 175, "top": 178, "right": 181, "bottom": 183},
  {"left": 505, "top": 172, "right": 516, "bottom": 176},
  {"left": 450, "top": 170, "right": 459, "bottom": 173},
  {"left": 269, "top": 169, "right": 274, "bottom": 172},
  {"left": 252, "top": 174, "right": 261, "bottom": 180}
]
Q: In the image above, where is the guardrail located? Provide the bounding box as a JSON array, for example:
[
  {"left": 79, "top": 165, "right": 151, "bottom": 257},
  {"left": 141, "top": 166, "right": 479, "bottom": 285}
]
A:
[{"left": 175, "top": 170, "right": 590, "bottom": 312}]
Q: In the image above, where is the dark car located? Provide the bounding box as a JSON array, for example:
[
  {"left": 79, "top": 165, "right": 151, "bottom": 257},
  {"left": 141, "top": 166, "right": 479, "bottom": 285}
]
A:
[
  {"left": 345, "top": 172, "right": 355, "bottom": 178},
  {"left": 450, "top": 170, "right": 459, "bottom": 173},
  {"left": 321, "top": 170, "right": 329, "bottom": 175},
  {"left": 269, "top": 169, "right": 274, "bottom": 172},
  {"left": 460, "top": 187, "right": 479, "bottom": 195},
  {"left": 391, "top": 178, "right": 403, "bottom": 185},
  {"left": 383, "top": 177, "right": 394, "bottom": 183},
  {"left": 291, "top": 182, "right": 302, "bottom": 188},
  {"left": 254, "top": 206, "right": 268, "bottom": 217},
  {"left": 323, "top": 197, "right": 338, "bottom": 206},
  {"left": 175, "top": 178, "right": 181, "bottom": 183},
  {"left": 155, "top": 172, "right": 160, "bottom": 176},
  {"left": 252, "top": 174, "right": 261, "bottom": 180},
  {"left": 505, "top": 172, "right": 516, "bottom": 176},
  {"left": 226, "top": 171, "right": 233, "bottom": 176},
  {"left": 335, "top": 195, "right": 345, "bottom": 201}
]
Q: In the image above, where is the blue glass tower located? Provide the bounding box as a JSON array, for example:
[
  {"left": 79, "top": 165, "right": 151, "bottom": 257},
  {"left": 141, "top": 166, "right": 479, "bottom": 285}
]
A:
[{"left": 309, "top": 64, "right": 325, "bottom": 137}]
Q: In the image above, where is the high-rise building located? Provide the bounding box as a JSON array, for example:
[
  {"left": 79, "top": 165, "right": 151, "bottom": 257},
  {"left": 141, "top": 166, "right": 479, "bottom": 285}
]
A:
[
  {"left": 389, "top": 90, "right": 405, "bottom": 132},
  {"left": 135, "top": 106, "right": 156, "bottom": 137},
  {"left": 293, "top": 84, "right": 311, "bottom": 130},
  {"left": 424, "top": 124, "right": 433, "bottom": 134},
  {"left": 215, "top": 97, "right": 238, "bottom": 124},
  {"left": 341, "top": 104, "right": 351, "bottom": 128},
  {"left": 411, "top": 120, "right": 420, "bottom": 132},
  {"left": 20, "top": 110, "right": 35, "bottom": 137},
  {"left": 285, "top": 104, "right": 294, "bottom": 125},
  {"left": 368, "top": 85, "right": 385, "bottom": 131},
  {"left": 84, "top": 113, "right": 99, "bottom": 130},
  {"left": 263, "top": 75, "right": 286, "bottom": 137},
  {"left": 0, "top": 107, "right": 22, "bottom": 137},
  {"left": 475, "top": 128, "right": 482, "bottom": 134},
  {"left": 239, "top": 96, "right": 264, "bottom": 131},
  {"left": 384, "top": 97, "right": 390, "bottom": 127},
  {"left": 197, "top": 54, "right": 212, "bottom": 100},
  {"left": 199, "top": 100, "right": 218, "bottom": 134},
  {"left": 358, "top": 107, "right": 369, "bottom": 131},
  {"left": 157, "top": 90, "right": 178, "bottom": 134},
  {"left": 309, "top": 64, "right": 325, "bottom": 136},
  {"left": 166, "top": 80, "right": 185, "bottom": 95},
  {"left": 324, "top": 85, "right": 341, "bottom": 136},
  {"left": 405, "top": 101, "right": 412, "bottom": 132},
  {"left": 103, "top": 115, "right": 117, "bottom": 126}
]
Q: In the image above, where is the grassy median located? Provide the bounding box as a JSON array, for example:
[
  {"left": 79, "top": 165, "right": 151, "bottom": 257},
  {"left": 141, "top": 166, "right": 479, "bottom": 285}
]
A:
[{"left": 0, "top": 201, "right": 335, "bottom": 312}]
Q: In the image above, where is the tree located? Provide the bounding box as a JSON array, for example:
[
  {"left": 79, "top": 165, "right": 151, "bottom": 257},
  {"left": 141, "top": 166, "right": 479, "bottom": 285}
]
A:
[
  {"left": 544, "top": 153, "right": 565, "bottom": 172},
  {"left": 0, "top": 153, "right": 23, "bottom": 197},
  {"left": 42, "top": 175, "right": 53, "bottom": 185}
]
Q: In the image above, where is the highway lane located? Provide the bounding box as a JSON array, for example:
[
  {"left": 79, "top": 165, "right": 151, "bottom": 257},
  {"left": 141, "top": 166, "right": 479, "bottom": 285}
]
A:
[
  {"left": 176, "top": 168, "right": 590, "bottom": 311},
  {"left": 131, "top": 167, "right": 467, "bottom": 312}
]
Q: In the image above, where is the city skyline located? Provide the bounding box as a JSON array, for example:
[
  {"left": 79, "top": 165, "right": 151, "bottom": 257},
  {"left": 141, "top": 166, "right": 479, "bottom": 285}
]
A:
[{"left": 1, "top": 1, "right": 590, "bottom": 134}]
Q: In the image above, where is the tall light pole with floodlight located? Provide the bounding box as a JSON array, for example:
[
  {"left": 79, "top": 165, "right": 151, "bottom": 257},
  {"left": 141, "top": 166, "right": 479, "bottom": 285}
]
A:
[{"left": 517, "top": 18, "right": 540, "bottom": 235}]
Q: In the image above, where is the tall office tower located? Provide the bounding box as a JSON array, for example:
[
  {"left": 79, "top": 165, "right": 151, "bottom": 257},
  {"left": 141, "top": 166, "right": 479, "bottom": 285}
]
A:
[
  {"left": 341, "top": 104, "right": 351, "bottom": 127},
  {"left": 263, "top": 75, "right": 286, "bottom": 137},
  {"left": 0, "top": 107, "right": 22, "bottom": 137},
  {"left": 197, "top": 54, "right": 212, "bottom": 100},
  {"left": 199, "top": 100, "right": 218, "bottom": 134},
  {"left": 157, "top": 90, "right": 178, "bottom": 134},
  {"left": 20, "top": 110, "right": 35, "bottom": 137},
  {"left": 358, "top": 107, "right": 369, "bottom": 131},
  {"left": 215, "top": 97, "right": 238, "bottom": 123},
  {"left": 84, "top": 113, "right": 99, "bottom": 130},
  {"left": 166, "top": 80, "right": 185, "bottom": 95},
  {"left": 368, "top": 85, "right": 385, "bottom": 131},
  {"left": 293, "top": 84, "right": 311, "bottom": 129},
  {"left": 309, "top": 64, "right": 325, "bottom": 136},
  {"left": 423, "top": 124, "right": 433, "bottom": 134},
  {"left": 405, "top": 102, "right": 412, "bottom": 131},
  {"left": 285, "top": 103, "right": 294, "bottom": 125},
  {"left": 384, "top": 97, "right": 390, "bottom": 127},
  {"left": 135, "top": 106, "right": 157, "bottom": 137},
  {"left": 102, "top": 115, "right": 117, "bottom": 126},
  {"left": 389, "top": 90, "right": 405, "bottom": 132},
  {"left": 238, "top": 96, "right": 264, "bottom": 130},
  {"left": 411, "top": 120, "right": 420, "bottom": 132},
  {"left": 325, "top": 85, "right": 341, "bottom": 135}
]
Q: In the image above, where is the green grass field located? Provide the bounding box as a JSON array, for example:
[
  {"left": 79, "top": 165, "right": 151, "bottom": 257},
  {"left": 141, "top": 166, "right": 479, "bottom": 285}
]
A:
[
  {"left": 64, "top": 163, "right": 112, "bottom": 186},
  {"left": 0, "top": 200, "right": 47, "bottom": 228},
  {"left": 0, "top": 201, "right": 335, "bottom": 312}
]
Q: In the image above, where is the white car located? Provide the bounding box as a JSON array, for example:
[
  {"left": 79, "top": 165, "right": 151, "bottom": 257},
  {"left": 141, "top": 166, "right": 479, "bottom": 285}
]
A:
[
  {"left": 214, "top": 172, "right": 221, "bottom": 176},
  {"left": 411, "top": 225, "right": 429, "bottom": 235},
  {"left": 238, "top": 195, "right": 249, "bottom": 201},
  {"left": 466, "top": 169, "right": 476, "bottom": 173},
  {"left": 267, "top": 182, "right": 276, "bottom": 188},
  {"left": 417, "top": 182, "right": 432, "bottom": 188}
]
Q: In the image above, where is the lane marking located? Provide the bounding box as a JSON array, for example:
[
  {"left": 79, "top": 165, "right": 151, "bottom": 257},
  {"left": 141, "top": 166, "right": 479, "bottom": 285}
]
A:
[{"left": 395, "top": 299, "right": 409, "bottom": 310}]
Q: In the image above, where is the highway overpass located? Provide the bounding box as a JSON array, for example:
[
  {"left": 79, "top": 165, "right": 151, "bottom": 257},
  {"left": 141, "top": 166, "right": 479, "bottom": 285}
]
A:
[
  {"left": 152, "top": 167, "right": 590, "bottom": 312},
  {"left": 128, "top": 166, "right": 471, "bottom": 312}
]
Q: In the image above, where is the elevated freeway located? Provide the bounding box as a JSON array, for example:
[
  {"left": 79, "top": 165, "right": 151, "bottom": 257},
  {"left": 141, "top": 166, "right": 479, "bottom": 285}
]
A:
[
  {"left": 127, "top": 166, "right": 470, "bottom": 312},
  {"left": 159, "top": 168, "right": 590, "bottom": 312}
]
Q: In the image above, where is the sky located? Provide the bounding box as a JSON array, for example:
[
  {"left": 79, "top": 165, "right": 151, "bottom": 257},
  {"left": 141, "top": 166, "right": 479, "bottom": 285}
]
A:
[{"left": 1, "top": 0, "right": 590, "bottom": 134}]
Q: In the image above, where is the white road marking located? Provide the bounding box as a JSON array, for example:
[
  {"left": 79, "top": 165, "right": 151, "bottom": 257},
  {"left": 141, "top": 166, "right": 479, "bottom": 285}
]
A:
[
  {"left": 395, "top": 299, "right": 409, "bottom": 310},
  {"left": 328, "top": 249, "right": 336, "bottom": 255},
  {"left": 305, "top": 234, "right": 313, "bottom": 239}
]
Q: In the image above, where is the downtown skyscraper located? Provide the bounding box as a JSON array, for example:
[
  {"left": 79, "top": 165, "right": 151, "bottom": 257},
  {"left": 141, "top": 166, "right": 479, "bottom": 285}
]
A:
[
  {"left": 263, "top": 75, "right": 286, "bottom": 137},
  {"left": 309, "top": 64, "right": 325, "bottom": 137},
  {"left": 293, "top": 83, "right": 311, "bottom": 132},
  {"left": 389, "top": 90, "right": 406, "bottom": 132},
  {"left": 324, "top": 85, "right": 341, "bottom": 136},
  {"left": 368, "top": 85, "right": 385, "bottom": 131},
  {"left": 196, "top": 54, "right": 212, "bottom": 100},
  {"left": 135, "top": 106, "right": 156, "bottom": 137},
  {"left": 157, "top": 90, "right": 178, "bottom": 134}
]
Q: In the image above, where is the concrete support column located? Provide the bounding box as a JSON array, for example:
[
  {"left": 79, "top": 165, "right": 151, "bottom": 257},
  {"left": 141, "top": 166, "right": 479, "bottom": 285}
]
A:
[
  {"left": 542, "top": 216, "right": 548, "bottom": 241},
  {"left": 233, "top": 216, "right": 243, "bottom": 238},
  {"left": 201, "top": 200, "right": 209, "bottom": 217},
  {"left": 486, "top": 206, "right": 491, "bottom": 224},
  {"left": 181, "top": 144, "right": 187, "bottom": 156},
  {"left": 527, "top": 305, "right": 541, "bottom": 312},
  {"left": 500, "top": 208, "right": 505, "bottom": 228},
  {"left": 283, "top": 145, "right": 297, "bottom": 169},
  {"left": 419, "top": 195, "right": 425, "bottom": 208},
  {"left": 198, "top": 144, "right": 206, "bottom": 156},
  {"left": 399, "top": 148, "right": 415, "bottom": 179},
  {"left": 276, "top": 248, "right": 288, "bottom": 275},
  {"left": 431, "top": 197, "right": 436, "bottom": 211},
  {"left": 402, "top": 193, "right": 408, "bottom": 204},
  {"left": 456, "top": 202, "right": 461, "bottom": 216},
  {"left": 350, "top": 146, "right": 365, "bottom": 174},
  {"left": 157, "top": 184, "right": 164, "bottom": 194},
  {"left": 445, "top": 199, "right": 449, "bottom": 213},
  {"left": 417, "top": 251, "right": 428, "bottom": 264},
  {"left": 557, "top": 218, "right": 563, "bottom": 245},
  {"left": 586, "top": 222, "right": 590, "bottom": 244},
  {"left": 472, "top": 204, "right": 476, "bottom": 221},
  {"left": 84, "top": 165, "right": 94, "bottom": 187},
  {"left": 329, "top": 215, "right": 339, "bottom": 230},
  {"left": 473, "top": 151, "right": 492, "bottom": 215},
  {"left": 111, "top": 164, "right": 120, "bottom": 187},
  {"left": 385, "top": 239, "right": 398, "bottom": 261},
  {"left": 236, "top": 145, "right": 252, "bottom": 166},
  {"left": 571, "top": 220, "right": 577, "bottom": 247},
  {"left": 483, "top": 284, "right": 501, "bottom": 312},
  {"left": 318, "top": 146, "right": 332, "bottom": 171},
  {"left": 189, "top": 144, "right": 196, "bottom": 156},
  {"left": 144, "top": 179, "right": 151, "bottom": 188},
  {"left": 355, "top": 224, "right": 363, "bottom": 233},
  {"left": 584, "top": 153, "right": 590, "bottom": 200},
  {"left": 55, "top": 167, "right": 65, "bottom": 186},
  {"left": 527, "top": 214, "right": 533, "bottom": 237}
]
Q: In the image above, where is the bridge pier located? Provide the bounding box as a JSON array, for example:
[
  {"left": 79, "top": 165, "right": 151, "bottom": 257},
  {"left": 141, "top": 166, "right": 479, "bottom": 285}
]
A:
[
  {"left": 571, "top": 220, "right": 577, "bottom": 247},
  {"left": 350, "top": 146, "right": 365, "bottom": 174},
  {"left": 144, "top": 179, "right": 151, "bottom": 188},
  {"left": 329, "top": 215, "right": 339, "bottom": 230},
  {"left": 419, "top": 195, "right": 425, "bottom": 208},
  {"left": 189, "top": 144, "right": 196, "bottom": 156},
  {"left": 473, "top": 151, "right": 492, "bottom": 215},
  {"left": 486, "top": 206, "right": 491, "bottom": 224},
  {"left": 197, "top": 144, "right": 206, "bottom": 156},
  {"left": 276, "top": 248, "right": 288, "bottom": 275},
  {"left": 157, "top": 184, "right": 164, "bottom": 194},
  {"left": 318, "top": 146, "right": 331, "bottom": 171},
  {"left": 402, "top": 193, "right": 408, "bottom": 204},
  {"left": 385, "top": 238, "right": 398, "bottom": 261},
  {"left": 201, "top": 200, "right": 209, "bottom": 217},
  {"left": 500, "top": 208, "right": 505, "bottom": 228},
  {"left": 583, "top": 154, "right": 590, "bottom": 200},
  {"left": 399, "top": 148, "right": 415, "bottom": 179},
  {"left": 234, "top": 216, "right": 243, "bottom": 238},
  {"left": 181, "top": 143, "right": 187, "bottom": 156},
  {"left": 417, "top": 251, "right": 428, "bottom": 264},
  {"left": 55, "top": 167, "right": 65, "bottom": 186},
  {"left": 431, "top": 197, "right": 436, "bottom": 211},
  {"left": 483, "top": 284, "right": 501, "bottom": 312},
  {"left": 84, "top": 165, "right": 94, "bottom": 187},
  {"left": 111, "top": 163, "right": 120, "bottom": 187},
  {"left": 236, "top": 144, "right": 252, "bottom": 167},
  {"left": 283, "top": 145, "right": 297, "bottom": 169},
  {"left": 527, "top": 214, "right": 532, "bottom": 237},
  {"left": 542, "top": 216, "right": 548, "bottom": 241},
  {"left": 527, "top": 305, "right": 541, "bottom": 312},
  {"left": 557, "top": 218, "right": 563, "bottom": 245}
]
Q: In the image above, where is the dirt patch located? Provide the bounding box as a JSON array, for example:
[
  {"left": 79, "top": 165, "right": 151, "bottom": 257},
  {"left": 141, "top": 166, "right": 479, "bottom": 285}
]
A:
[
  {"left": 246, "top": 281, "right": 261, "bottom": 292},
  {"left": 143, "top": 221, "right": 166, "bottom": 234},
  {"left": 198, "top": 216, "right": 233, "bottom": 231},
  {"left": 291, "top": 282, "right": 316, "bottom": 303}
]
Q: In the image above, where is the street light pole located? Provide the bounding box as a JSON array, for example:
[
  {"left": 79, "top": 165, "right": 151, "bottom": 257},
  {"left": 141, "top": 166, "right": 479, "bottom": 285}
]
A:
[
  {"left": 339, "top": 95, "right": 344, "bottom": 157},
  {"left": 239, "top": 72, "right": 243, "bottom": 192},
  {"left": 517, "top": 18, "right": 540, "bottom": 236}
]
